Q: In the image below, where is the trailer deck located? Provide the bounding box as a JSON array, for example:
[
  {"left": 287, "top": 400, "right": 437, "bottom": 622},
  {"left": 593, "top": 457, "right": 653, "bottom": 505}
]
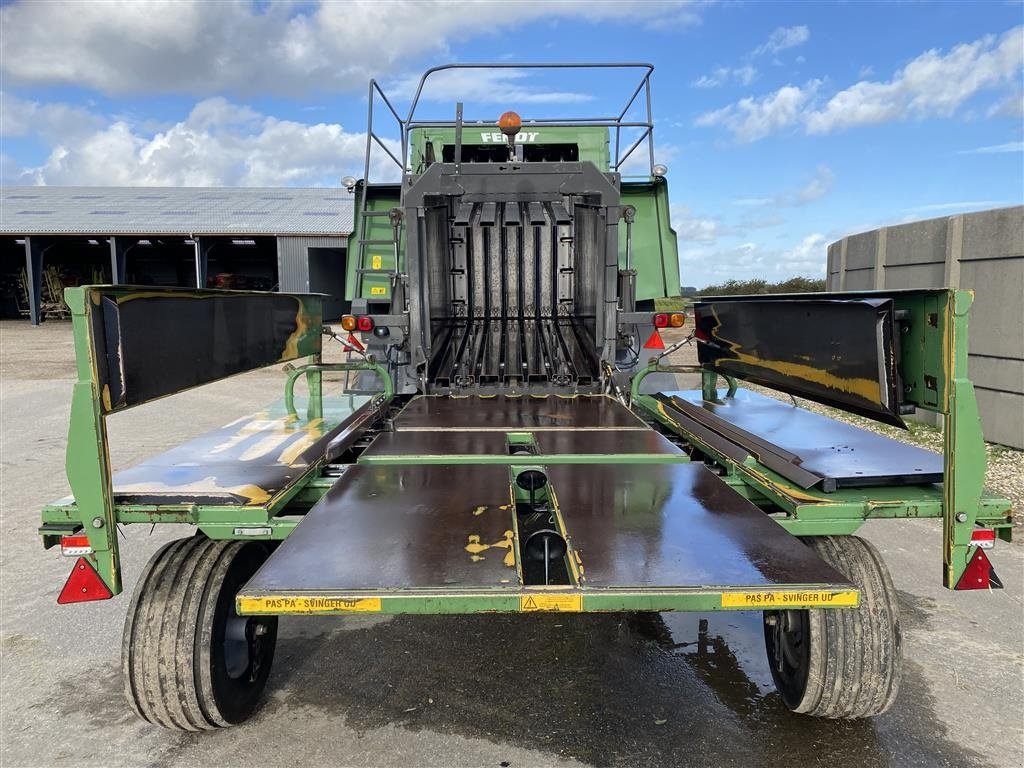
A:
[
  {"left": 237, "top": 461, "right": 857, "bottom": 615},
  {"left": 236, "top": 393, "right": 859, "bottom": 615}
]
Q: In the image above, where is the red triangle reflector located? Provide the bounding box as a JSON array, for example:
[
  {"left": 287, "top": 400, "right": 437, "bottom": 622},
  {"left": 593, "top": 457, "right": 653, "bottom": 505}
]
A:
[
  {"left": 954, "top": 547, "right": 1003, "bottom": 590},
  {"left": 58, "top": 557, "right": 113, "bottom": 604},
  {"left": 643, "top": 329, "right": 665, "bottom": 350},
  {"left": 346, "top": 332, "right": 365, "bottom": 352}
]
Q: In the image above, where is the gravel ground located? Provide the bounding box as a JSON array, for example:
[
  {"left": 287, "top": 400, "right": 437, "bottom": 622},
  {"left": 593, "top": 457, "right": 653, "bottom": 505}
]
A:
[{"left": 659, "top": 327, "right": 1021, "bottom": 525}]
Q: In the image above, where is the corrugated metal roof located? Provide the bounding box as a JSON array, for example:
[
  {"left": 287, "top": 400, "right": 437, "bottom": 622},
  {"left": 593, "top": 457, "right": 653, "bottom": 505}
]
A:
[{"left": 0, "top": 187, "right": 354, "bottom": 235}]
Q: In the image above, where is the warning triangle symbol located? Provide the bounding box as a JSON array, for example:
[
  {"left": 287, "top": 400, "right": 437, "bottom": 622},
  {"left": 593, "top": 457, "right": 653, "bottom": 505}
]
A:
[
  {"left": 643, "top": 329, "right": 665, "bottom": 350},
  {"left": 523, "top": 596, "right": 538, "bottom": 610}
]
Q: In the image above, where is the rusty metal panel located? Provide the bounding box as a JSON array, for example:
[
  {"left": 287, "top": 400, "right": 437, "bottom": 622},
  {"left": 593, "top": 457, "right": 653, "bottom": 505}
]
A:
[
  {"left": 392, "top": 394, "right": 648, "bottom": 431},
  {"left": 693, "top": 296, "right": 904, "bottom": 426},
  {"left": 86, "top": 286, "right": 322, "bottom": 412}
]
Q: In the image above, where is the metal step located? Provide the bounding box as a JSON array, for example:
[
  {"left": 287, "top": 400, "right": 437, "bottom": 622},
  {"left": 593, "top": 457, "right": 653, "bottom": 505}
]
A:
[{"left": 358, "top": 239, "right": 397, "bottom": 246}]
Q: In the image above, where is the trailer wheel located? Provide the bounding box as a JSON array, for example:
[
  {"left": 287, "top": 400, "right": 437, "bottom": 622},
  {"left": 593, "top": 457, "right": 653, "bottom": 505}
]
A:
[
  {"left": 763, "top": 535, "right": 901, "bottom": 719},
  {"left": 122, "top": 536, "right": 278, "bottom": 730}
]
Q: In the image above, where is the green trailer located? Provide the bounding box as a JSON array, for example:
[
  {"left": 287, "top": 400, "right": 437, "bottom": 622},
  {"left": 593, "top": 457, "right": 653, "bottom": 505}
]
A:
[{"left": 40, "top": 64, "right": 1011, "bottom": 730}]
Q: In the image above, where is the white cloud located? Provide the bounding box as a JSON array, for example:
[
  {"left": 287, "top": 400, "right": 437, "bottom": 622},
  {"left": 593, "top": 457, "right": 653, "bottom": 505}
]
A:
[
  {"left": 753, "top": 26, "right": 810, "bottom": 57},
  {"left": 0, "top": 0, "right": 702, "bottom": 96},
  {"left": 805, "top": 26, "right": 1023, "bottom": 134},
  {"left": 987, "top": 90, "right": 1024, "bottom": 118},
  {"left": 388, "top": 69, "right": 594, "bottom": 106},
  {"left": 697, "top": 26, "right": 1024, "bottom": 142},
  {"left": 7, "top": 98, "right": 401, "bottom": 187},
  {"left": 779, "top": 233, "right": 828, "bottom": 274},
  {"left": 781, "top": 165, "right": 834, "bottom": 206},
  {"left": 695, "top": 81, "right": 820, "bottom": 142},
  {"left": 731, "top": 165, "right": 834, "bottom": 209},
  {"left": 0, "top": 92, "right": 105, "bottom": 141},
  {"left": 906, "top": 200, "right": 1009, "bottom": 213},
  {"left": 691, "top": 66, "right": 758, "bottom": 89},
  {"left": 671, "top": 204, "right": 723, "bottom": 242},
  {"left": 680, "top": 233, "right": 827, "bottom": 286},
  {"left": 958, "top": 141, "right": 1024, "bottom": 154}
]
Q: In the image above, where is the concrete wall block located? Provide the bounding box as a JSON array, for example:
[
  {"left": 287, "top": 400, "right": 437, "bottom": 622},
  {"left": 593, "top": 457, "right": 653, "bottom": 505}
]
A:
[
  {"left": 843, "top": 268, "right": 875, "bottom": 290},
  {"left": 884, "top": 217, "right": 949, "bottom": 266},
  {"left": 877, "top": 262, "right": 944, "bottom": 289},
  {"left": 961, "top": 205, "right": 1024, "bottom": 262},
  {"left": 969, "top": 355, "right": 1024, "bottom": 395},
  {"left": 975, "top": 389, "right": 1024, "bottom": 449},
  {"left": 845, "top": 231, "right": 878, "bottom": 269},
  {"left": 959, "top": 258, "right": 1024, "bottom": 359}
]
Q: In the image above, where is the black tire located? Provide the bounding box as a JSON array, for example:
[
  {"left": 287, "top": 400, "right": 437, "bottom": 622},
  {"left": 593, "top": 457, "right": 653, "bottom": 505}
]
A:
[
  {"left": 122, "top": 536, "right": 278, "bottom": 730},
  {"left": 764, "top": 535, "right": 901, "bottom": 719}
]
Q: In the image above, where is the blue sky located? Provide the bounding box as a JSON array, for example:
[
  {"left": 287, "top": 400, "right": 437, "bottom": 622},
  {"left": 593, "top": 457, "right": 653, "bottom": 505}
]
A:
[{"left": 1, "top": 0, "right": 1021, "bottom": 287}]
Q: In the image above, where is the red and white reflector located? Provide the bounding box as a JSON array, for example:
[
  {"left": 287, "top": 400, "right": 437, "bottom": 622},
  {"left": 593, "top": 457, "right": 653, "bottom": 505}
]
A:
[
  {"left": 57, "top": 557, "right": 113, "bottom": 604},
  {"left": 970, "top": 528, "right": 996, "bottom": 550},
  {"left": 345, "top": 332, "right": 365, "bottom": 352},
  {"left": 643, "top": 329, "right": 666, "bottom": 350},
  {"left": 60, "top": 533, "right": 93, "bottom": 557}
]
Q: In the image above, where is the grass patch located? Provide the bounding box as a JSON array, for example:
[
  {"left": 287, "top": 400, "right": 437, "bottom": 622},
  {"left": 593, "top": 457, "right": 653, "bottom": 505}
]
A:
[{"left": 654, "top": 296, "right": 690, "bottom": 311}]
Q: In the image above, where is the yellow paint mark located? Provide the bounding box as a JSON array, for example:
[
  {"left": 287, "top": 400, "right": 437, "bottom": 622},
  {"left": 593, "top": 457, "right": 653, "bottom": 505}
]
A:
[
  {"left": 370, "top": 286, "right": 387, "bottom": 296},
  {"left": 721, "top": 590, "right": 858, "bottom": 608},
  {"left": 239, "top": 432, "right": 302, "bottom": 462},
  {"left": 112, "top": 477, "right": 272, "bottom": 506},
  {"left": 101, "top": 384, "right": 112, "bottom": 412},
  {"left": 276, "top": 418, "right": 326, "bottom": 465},
  {"left": 472, "top": 506, "right": 487, "bottom": 516},
  {"left": 706, "top": 305, "right": 881, "bottom": 403},
  {"left": 572, "top": 550, "right": 585, "bottom": 580},
  {"left": 464, "top": 531, "right": 515, "bottom": 567},
  {"left": 282, "top": 298, "right": 316, "bottom": 360},
  {"left": 520, "top": 594, "right": 583, "bottom": 612},
  {"left": 238, "top": 596, "right": 381, "bottom": 614},
  {"left": 470, "top": 555, "right": 485, "bottom": 562},
  {"left": 371, "top": 255, "right": 382, "bottom": 269}
]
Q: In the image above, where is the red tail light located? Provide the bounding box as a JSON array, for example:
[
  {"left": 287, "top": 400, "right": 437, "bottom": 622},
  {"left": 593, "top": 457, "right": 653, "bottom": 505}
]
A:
[
  {"left": 653, "top": 313, "right": 669, "bottom": 328},
  {"left": 60, "top": 533, "right": 92, "bottom": 557},
  {"left": 356, "top": 316, "right": 374, "bottom": 332}
]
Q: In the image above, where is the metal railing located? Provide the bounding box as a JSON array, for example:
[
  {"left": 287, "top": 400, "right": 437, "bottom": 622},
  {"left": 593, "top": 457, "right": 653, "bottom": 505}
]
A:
[{"left": 360, "top": 62, "right": 659, "bottom": 186}]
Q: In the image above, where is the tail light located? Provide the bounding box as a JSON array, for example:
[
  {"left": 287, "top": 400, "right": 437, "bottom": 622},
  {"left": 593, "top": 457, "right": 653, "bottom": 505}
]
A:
[
  {"left": 669, "top": 313, "right": 685, "bottom": 328},
  {"left": 341, "top": 315, "right": 374, "bottom": 332},
  {"left": 653, "top": 313, "right": 670, "bottom": 328},
  {"left": 61, "top": 533, "right": 93, "bottom": 557}
]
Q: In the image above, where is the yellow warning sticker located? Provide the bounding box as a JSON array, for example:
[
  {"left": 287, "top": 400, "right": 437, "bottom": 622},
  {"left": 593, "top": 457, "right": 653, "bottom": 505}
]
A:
[
  {"left": 520, "top": 594, "right": 583, "bottom": 612},
  {"left": 720, "top": 590, "right": 858, "bottom": 608},
  {"left": 370, "top": 286, "right": 387, "bottom": 296},
  {"left": 238, "top": 596, "right": 382, "bottom": 614},
  {"left": 371, "top": 255, "right": 383, "bottom": 269}
]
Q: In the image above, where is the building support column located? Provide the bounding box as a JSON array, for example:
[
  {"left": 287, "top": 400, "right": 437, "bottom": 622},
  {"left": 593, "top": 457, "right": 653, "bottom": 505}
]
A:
[
  {"left": 24, "top": 236, "right": 44, "bottom": 325},
  {"left": 193, "top": 236, "right": 213, "bottom": 288},
  {"left": 109, "top": 235, "right": 127, "bottom": 284}
]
